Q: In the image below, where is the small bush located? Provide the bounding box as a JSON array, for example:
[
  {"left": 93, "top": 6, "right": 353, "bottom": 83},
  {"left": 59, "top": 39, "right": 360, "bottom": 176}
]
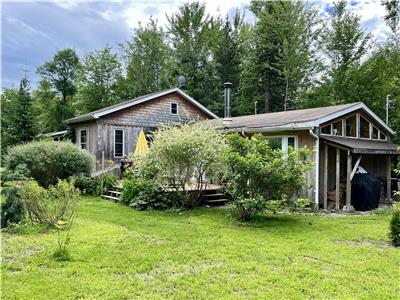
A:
[
  {"left": 74, "top": 176, "right": 97, "bottom": 195},
  {"left": 232, "top": 196, "right": 265, "bottom": 221},
  {"left": 1, "top": 188, "right": 25, "bottom": 228},
  {"left": 19, "top": 179, "right": 80, "bottom": 228},
  {"left": 5, "top": 141, "right": 93, "bottom": 187},
  {"left": 134, "top": 122, "right": 227, "bottom": 209},
  {"left": 389, "top": 203, "right": 400, "bottom": 247},
  {"left": 122, "top": 178, "right": 173, "bottom": 210}
]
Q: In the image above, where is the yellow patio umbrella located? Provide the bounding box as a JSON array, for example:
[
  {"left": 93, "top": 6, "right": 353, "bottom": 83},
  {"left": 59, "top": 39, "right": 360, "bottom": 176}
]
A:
[{"left": 134, "top": 129, "right": 149, "bottom": 155}]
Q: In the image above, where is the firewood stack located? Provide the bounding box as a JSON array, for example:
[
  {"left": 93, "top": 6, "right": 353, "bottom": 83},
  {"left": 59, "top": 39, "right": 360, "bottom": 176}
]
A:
[{"left": 327, "top": 181, "right": 346, "bottom": 209}]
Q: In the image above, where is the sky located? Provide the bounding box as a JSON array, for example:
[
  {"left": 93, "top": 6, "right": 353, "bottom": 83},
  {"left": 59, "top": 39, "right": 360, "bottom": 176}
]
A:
[{"left": 1, "top": 0, "right": 391, "bottom": 89}]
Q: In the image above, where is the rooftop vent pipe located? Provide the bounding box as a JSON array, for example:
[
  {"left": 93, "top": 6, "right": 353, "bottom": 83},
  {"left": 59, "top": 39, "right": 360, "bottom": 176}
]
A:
[{"left": 223, "top": 82, "right": 232, "bottom": 124}]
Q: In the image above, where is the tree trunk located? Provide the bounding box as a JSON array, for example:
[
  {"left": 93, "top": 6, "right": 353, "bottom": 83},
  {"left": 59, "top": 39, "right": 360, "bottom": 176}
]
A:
[
  {"left": 264, "top": 82, "right": 270, "bottom": 113},
  {"left": 284, "top": 76, "right": 289, "bottom": 111}
]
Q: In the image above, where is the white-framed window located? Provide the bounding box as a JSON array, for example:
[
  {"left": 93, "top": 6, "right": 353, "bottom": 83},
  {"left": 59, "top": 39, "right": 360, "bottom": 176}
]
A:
[
  {"left": 114, "top": 129, "right": 124, "bottom": 157},
  {"left": 264, "top": 136, "right": 298, "bottom": 152},
  {"left": 79, "top": 129, "right": 87, "bottom": 150},
  {"left": 170, "top": 102, "right": 178, "bottom": 115}
]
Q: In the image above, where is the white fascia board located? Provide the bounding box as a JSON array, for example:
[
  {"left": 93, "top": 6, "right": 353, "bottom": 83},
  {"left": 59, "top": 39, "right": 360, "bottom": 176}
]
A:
[
  {"left": 92, "top": 87, "right": 218, "bottom": 120},
  {"left": 175, "top": 88, "right": 219, "bottom": 119},
  {"left": 314, "top": 102, "right": 395, "bottom": 135},
  {"left": 245, "top": 122, "right": 315, "bottom": 133}
]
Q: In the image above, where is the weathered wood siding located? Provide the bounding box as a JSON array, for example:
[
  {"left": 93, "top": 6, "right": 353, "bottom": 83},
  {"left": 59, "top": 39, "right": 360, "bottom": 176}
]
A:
[{"left": 71, "top": 91, "right": 212, "bottom": 168}]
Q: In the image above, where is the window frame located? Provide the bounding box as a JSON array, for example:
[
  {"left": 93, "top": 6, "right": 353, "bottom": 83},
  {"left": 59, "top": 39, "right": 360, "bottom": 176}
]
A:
[
  {"left": 264, "top": 135, "right": 298, "bottom": 152},
  {"left": 170, "top": 102, "right": 178, "bottom": 115},
  {"left": 345, "top": 115, "right": 357, "bottom": 138},
  {"left": 114, "top": 128, "right": 125, "bottom": 158},
  {"left": 321, "top": 124, "right": 332, "bottom": 135},
  {"left": 79, "top": 128, "right": 88, "bottom": 150},
  {"left": 359, "top": 115, "right": 371, "bottom": 139}
]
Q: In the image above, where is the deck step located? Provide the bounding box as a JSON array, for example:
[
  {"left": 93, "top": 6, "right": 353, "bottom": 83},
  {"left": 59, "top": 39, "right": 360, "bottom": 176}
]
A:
[
  {"left": 101, "top": 195, "right": 120, "bottom": 202},
  {"left": 205, "top": 193, "right": 224, "bottom": 198},
  {"left": 206, "top": 199, "right": 228, "bottom": 204},
  {"left": 109, "top": 190, "right": 122, "bottom": 195}
]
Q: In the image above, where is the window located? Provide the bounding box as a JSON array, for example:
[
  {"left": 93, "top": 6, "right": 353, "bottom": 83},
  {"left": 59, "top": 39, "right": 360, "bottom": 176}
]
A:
[
  {"left": 333, "top": 120, "right": 343, "bottom": 136},
  {"left": 359, "top": 116, "right": 370, "bottom": 139},
  {"left": 79, "top": 129, "right": 87, "bottom": 149},
  {"left": 265, "top": 136, "right": 297, "bottom": 152},
  {"left": 170, "top": 103, "right": 178, "bottom": 115},
  {"left": 321, "top": 125, "right": 332, "bottom": 135},
  {"left": 114, "top": 129, "right": 124, "bottom": 157},
  {"left": 379, "top": 132, "right": 387, "bottom": 141},
  {"left": 287, "top": 137, "right": 296, "bottom": 148},
  {"left": 372, "top": 126, "right": 379, "bottom": 139},
  {"left": 345, "top": 115, "right": 356, "bottom": 137},
  {"left": 265, "top": 137, "right": 282, "bottom": 150}
]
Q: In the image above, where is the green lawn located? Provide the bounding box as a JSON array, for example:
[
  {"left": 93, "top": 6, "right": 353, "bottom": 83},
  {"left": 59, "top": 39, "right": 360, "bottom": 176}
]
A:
[{"left": 2, "top": 196, "right": 399, "bottom": 299}]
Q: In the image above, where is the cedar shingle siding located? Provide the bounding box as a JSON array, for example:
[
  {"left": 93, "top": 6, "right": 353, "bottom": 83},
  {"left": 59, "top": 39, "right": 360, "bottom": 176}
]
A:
[{"left": 69, "top": 91, "right": 214, "bottom": 167}]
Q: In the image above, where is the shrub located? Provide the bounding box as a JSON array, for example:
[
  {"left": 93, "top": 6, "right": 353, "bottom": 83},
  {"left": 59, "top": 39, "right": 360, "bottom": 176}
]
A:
[
  {"left": 5, "top": 141, "right": 93, "bottom": 187},
  {"left": 134, "top": 122, "right": 227, "bottom": 209},
  {"left": 389, "top": 203, "right": 400, "bottom": 247},
  {"left": 122, "top": 178, "right": 173, "bottom": 210},
  {"left": 73, "top": 176, "right": 97, "bottom": 195},
  {"left": 224, "top": 133, "right": 313, "bottom": 220},
  {"left": 0, "top": 164, "right": 30, "bottom": 186},
  {"left": 19, "top": 179, "right": 80, "bottom": 228},
  {"left": 1, "top": 188, "right": 25, "bottom": 228},
  {"left": 232, "top": 196, "right": 265, "bottom": 221}
]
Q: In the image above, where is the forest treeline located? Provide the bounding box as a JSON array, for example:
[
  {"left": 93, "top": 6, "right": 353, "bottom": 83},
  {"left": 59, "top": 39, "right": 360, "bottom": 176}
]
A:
[{"left": 2, "top": 0, "right": 400, "bottom": 151}]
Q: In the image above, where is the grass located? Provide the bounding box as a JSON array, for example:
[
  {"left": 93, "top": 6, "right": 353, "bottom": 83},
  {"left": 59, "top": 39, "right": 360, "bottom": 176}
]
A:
[{"left": 2, "top": 196, "right": 399, "bottom": 299}]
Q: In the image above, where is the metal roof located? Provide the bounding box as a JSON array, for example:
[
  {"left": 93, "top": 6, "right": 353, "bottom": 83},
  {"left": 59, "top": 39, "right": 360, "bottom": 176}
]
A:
[
  {"left": 65, "top": 88, "right": 218, "bottom": 124},
  {"left": 213, "top": 102, "right": 395, "bottom": 135},
  {"left": 321, "top": 136, "right": 399, "bottom": 154}
]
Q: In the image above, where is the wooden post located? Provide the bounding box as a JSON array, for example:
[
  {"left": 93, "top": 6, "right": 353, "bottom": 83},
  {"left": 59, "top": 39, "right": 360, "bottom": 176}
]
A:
[
  {"left": 344, "top": 151, "right": 353, "bottom": 212},
  {"left": 387, "top": 155, "right": 392, "bottom": 202},
  {"left": 335, "top": 148, "right": 340, "bottom": 211},
  {"left": 323, "top": 144, "right": 328, "bottom": 209},
  {"left": 100, "top": 151, "right": 105, "bottom": 195}
]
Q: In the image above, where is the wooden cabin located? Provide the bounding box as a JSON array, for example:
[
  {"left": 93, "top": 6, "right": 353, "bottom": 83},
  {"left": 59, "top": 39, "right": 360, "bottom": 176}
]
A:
[
  {"left": 214, "top": 102, "right": 398, "bottom": 210},
  {"left": 65, "top": 88, "right": 217, "bottom": 169}
]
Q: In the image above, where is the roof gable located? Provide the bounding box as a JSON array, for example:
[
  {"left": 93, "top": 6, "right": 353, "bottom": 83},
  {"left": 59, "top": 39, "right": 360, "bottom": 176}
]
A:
[{"left": 65, "top": 88, "right": 218, "bottom": 124}]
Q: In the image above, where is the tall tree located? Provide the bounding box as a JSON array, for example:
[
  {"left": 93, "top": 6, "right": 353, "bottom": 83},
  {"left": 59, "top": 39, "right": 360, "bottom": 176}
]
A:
[
  {"left": 1, "top": 74, "right": 36, "bottom": 151},
  {"left": 37, "top": 48, "right": 80, "bottom": 123},
  {"left": 32, "top": 80, "right": 61, "bottom": 133},
  {"left": 382, "top": 0, "right": 400, "bottom": 44},
  {"left": 121, "top": 18, "right": 173, "bottom": 99},
  {"left": 214, "top": 10, "right": 249, "bottom": 115},
  {"left": 240, "top": 0, "right": 321, "bottom": 114},
  {"left": 167, "top": 2, "right": 220, "bottom": 111},
  {"left": 76, "top": 47, "right": 122, "bottom": 113},
  {"left": 324, "top": 0, "right": 371, "bottom": 104},
  {"left": 1, "top": 88, "right": 19, "bottom": 152}
]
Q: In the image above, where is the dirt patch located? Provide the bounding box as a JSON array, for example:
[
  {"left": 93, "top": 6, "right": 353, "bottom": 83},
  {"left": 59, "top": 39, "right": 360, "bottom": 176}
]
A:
[{"left": 331, "top": 239, "right": 391, "bottom": 249}]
